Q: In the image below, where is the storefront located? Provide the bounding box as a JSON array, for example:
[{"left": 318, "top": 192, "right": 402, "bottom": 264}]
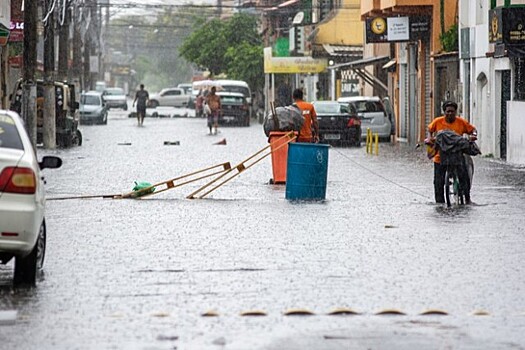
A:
[{"left": 489, "top": 6, "right": 525, "bottom": 164}]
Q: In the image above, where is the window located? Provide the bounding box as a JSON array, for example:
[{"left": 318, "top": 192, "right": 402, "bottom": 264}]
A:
[
  {"left": 0, "top": 116, "right": 24, "bottom": 150},
  {"left": 81, "top": 95, "right": 101, "bottom": 105}
]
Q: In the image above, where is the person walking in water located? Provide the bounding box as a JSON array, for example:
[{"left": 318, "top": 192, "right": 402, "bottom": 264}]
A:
[
  {"left": 205, "top": 86, "right": 221, "bottom": 135},
  {"left": 133, "top": 84, "right": 149, "bottom": 126},
  {"left": 292, "top": 88, "right": 319, "bottom": 143}
]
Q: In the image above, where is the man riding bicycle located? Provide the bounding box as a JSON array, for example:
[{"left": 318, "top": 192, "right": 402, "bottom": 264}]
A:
[{"left": 427, "top": 101, "right": 477, "bottom": 204}]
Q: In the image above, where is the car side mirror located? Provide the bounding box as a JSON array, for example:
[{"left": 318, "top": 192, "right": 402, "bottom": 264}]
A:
[
  {"left": 73, "top": 101, "right": 79, "bottom": 110},
  {"left": 39, "top": 156, "right": 62, "bottom": 170}
]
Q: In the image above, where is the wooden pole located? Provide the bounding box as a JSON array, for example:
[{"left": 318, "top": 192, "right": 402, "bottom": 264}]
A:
[
  {"left": 188, "top": 132, "right": 296, "bottom": 199},
  {"left": 43, "top": 0, "right": 56, "bottom": 149},
  {"left": 22, "top": 0, "right": 38, "bottom": 148}
]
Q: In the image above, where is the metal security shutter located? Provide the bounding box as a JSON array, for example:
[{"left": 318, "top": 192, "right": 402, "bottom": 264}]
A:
[
  {"left": 397, "top": 43, "right": 409, "bottom": 140},
  {"left": 424, "top": 39, "right": 432, "bottom": 128},
  {"left": 399, "top": 63, "right": 408, "bottom": 139}
]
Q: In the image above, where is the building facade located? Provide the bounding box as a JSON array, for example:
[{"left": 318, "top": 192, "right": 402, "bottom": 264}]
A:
[
  {"left": 460, "top": 0, "right": 525, "bottom": 165},
  {"left": 361, "top": 0, "right": 459, "bottom": 145}
]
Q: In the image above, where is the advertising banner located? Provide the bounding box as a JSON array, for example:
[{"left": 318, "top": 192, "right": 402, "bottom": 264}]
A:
[
  {"left": 263, "top": 47, "right": 327, "bottom": 74},
  {"left": 365, "top": 16, "right": 430, "bottom": 43},
  {"left": 489, "top": 7, "right": 525, "bottom": 45}
]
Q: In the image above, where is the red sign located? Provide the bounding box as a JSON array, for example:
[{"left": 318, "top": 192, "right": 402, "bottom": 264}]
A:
[
  {"left": 9, "top": 55, "right": 22, "bottom": 67},
  {"left": 9, "top": 21, "right": 23, "bottom": 42}
]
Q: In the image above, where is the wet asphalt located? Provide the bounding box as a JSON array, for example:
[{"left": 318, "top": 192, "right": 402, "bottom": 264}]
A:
[{"left": 1, "top": 106, "right": 525, "bottom": 349}]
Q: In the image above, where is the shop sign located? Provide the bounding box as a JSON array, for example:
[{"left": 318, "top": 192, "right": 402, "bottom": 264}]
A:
[
  {"left": 9, "top": 21, "right": 24, "bottom": 42},
  {"left": 489, "top": 7, "right": 525, "bottom": 45},
  {"left": 365, "top": 16, "right": 430, "bottom": 43},
  {"left": 263, "top": 47, "right": 327, "bottom": 74}
]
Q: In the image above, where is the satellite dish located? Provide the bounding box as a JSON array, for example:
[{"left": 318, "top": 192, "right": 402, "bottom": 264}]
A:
[{"left": 293, "top": 12, "right": 304, "bottom": 25}]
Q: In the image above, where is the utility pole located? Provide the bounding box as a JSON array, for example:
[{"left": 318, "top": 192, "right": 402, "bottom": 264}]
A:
[
  {"left": 43, "top": 0, "right": 56, "bottom": 149},
  {"left": 83, "top": 34, "right": 92, "bottom": 91},
  {"left": 57, "top": 3, "right": 70, "bottom": 82},
  {"left": 72, "top": 5, "right": 83, "bottom": 92},
  {"left": 22, "top": 0, "right": 38, "bottom": 147}
]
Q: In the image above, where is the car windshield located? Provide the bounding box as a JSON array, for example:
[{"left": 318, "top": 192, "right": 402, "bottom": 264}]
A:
[
  {"left": 81, "top": 95, "right": 101, "bottom": 105},
  {"left": 222, "top": 85, "right": 249, "bottom": 97},
  {"left": 314, "top": 102, "right": 347, "bottom": 114},
  {"left": 105, "top": 88, "right": 124, "bottom": 96},
  {"left": 0, "top": 115, "right": 23, "bottom": 150},
  {"left": 351, "top": 100, "right": 385, "bottom": 113}
]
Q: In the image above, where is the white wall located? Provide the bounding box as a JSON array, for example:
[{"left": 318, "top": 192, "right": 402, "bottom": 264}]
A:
[
  {"left": 460, "top": 0, "right": 495, "bottom": 157},
  {"left": 0, "top": 1, "right": 10, "bottom": 29},
  {"left": 507, "top": 101, "right": 525, "bottom": 165}
]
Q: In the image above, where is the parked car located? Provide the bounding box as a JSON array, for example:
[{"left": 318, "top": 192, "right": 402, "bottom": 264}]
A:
[
  {"left": 148, "top": 87, "right": 190, "bottom": 108},
  {"left": 337, "top": 96, "right": 392, "bottom": 141},
  {"left": 217, "top": 91, "right": 250, "bottom": 126},
  {"left": 79, "top": 91, "right": 108, "bottom": 125},
  {"left": 215, "top": 80, "right": 253, "bottom": 118},
  {"left": 102, "top": 87, "right": 128, "bottom": 111},
  {"left": 0, "top": 110, "right": 62, "bottom": 285},
  {"left": 177, "top": 83, "right": 195, "bottom": 108},
  {"left": 311, "top": 100, "right": 361, "bottom": 147}
]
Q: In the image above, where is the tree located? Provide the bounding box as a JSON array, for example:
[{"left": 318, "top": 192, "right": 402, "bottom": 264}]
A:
[
  {"left": 225, "top": 42, "right": 264, "bottom": 94},
  {"left": 179, "top": 13, "right": 264, "bottom": 92},
  {"left": 179, "top": 18, "right": 227, "bottom": 76}
]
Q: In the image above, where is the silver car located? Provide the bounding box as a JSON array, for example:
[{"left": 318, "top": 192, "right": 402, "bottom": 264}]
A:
[
  {"left": 80, "top": 91, "right": 108, "bottom": 125},
  {"left": 338, "top": 96, "right": 392, "bottom": 141},
  {"left": 102, "top": 87, "right": 128, "bottom": 111}
]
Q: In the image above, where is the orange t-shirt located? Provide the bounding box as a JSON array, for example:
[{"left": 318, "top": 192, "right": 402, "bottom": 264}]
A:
[
  {"left": 294, "top": 100, "right": 317, "bottom": 142},
  {"left": 428, "top": 116, "right": 475, "bottom": 163}
]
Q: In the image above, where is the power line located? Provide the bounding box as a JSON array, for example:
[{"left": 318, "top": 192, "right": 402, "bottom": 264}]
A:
[
  {"left": 108, "top": 23, "right": 191, "bottom": 29},
  {"left": 78, "top": 1, "right": 361, "bottom": 10}
]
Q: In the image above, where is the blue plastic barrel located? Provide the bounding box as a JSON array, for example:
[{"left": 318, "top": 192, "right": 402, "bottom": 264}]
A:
[{"left": 285, "top": 143, "right": 329, "bottom": 200}]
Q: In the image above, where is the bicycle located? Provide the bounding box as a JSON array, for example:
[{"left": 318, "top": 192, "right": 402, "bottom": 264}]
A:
[
  {"left": 443, "top": 155, "right": 471, "bottom": 206},
  {"left": 425, "top": 130, "right": 481, "bottom": 207}
]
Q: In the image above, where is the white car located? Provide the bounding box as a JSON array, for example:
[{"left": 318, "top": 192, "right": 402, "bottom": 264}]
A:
[
  {"left": 337, "top": 96, "right": 393, "bottom": 141},
  {"left": 0, "top": 110, "right": 62, "bottom": 285},
  {"left": 80, "top": 91, "right": 108, "bottom": 125},
  {"left": 148, "top": 87, "right": 190, "bottom": 108},
  {"left": 102, "top": 87, "right": 128, "bottom": 110}
]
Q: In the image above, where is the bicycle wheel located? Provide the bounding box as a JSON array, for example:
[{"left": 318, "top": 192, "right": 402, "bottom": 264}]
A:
[
  {"left": 444, "top": 169, "right": 453, "bottom": 207},
  {"left": 444, "top": 168, "right": 461, "bottom": 207},
  {"left": 453, "top": 175, "right": 462, "bottom": 205}
]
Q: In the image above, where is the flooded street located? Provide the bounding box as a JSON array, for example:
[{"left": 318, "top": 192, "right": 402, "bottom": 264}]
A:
[{"left": 1, "top": 109, "right": 525, "bottom": 349}]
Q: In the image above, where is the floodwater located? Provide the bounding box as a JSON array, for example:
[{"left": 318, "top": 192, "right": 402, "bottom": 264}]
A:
[{"left": 1, "top": 107, "right": 525, "bottom": 349}]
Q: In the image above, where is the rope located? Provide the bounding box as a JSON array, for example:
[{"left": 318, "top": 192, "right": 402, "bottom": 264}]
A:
[{"left": 332, "top": 148, "right": 432, "bottom": 200}]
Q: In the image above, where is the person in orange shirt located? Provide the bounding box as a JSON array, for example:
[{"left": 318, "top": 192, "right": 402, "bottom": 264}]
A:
[
  {"left": 292, "top": 89, "right": 319, "bottom": 143},
  {"left": 427, "top": 101, "right": 477, "bottom": 204}
]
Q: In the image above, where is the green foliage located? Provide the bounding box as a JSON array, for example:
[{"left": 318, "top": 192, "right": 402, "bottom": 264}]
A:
[
  {"left": 440, "top": 23, "right": 458, "bottom": 52},
  {"left": 225, "top": 43, "right": 264, "bottom": 93},
  {"left": 180, "top": 19, "right": 227, "bottom": 76},
  {"left": 180, "top": 13, "right": 264, "bottom": 91}
]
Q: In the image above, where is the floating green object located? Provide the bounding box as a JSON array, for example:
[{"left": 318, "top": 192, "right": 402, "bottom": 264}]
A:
[{"left": 132, "top": 181, "right": 156, "bottom": 197}]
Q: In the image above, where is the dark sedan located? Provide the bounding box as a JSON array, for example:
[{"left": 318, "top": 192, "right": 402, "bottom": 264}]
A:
[
  {"left": 312, "top": 101, "right": 361, "bottom": 147},
  {"left": 217, "top": 92, "right": 250, "bottom": 127}
]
